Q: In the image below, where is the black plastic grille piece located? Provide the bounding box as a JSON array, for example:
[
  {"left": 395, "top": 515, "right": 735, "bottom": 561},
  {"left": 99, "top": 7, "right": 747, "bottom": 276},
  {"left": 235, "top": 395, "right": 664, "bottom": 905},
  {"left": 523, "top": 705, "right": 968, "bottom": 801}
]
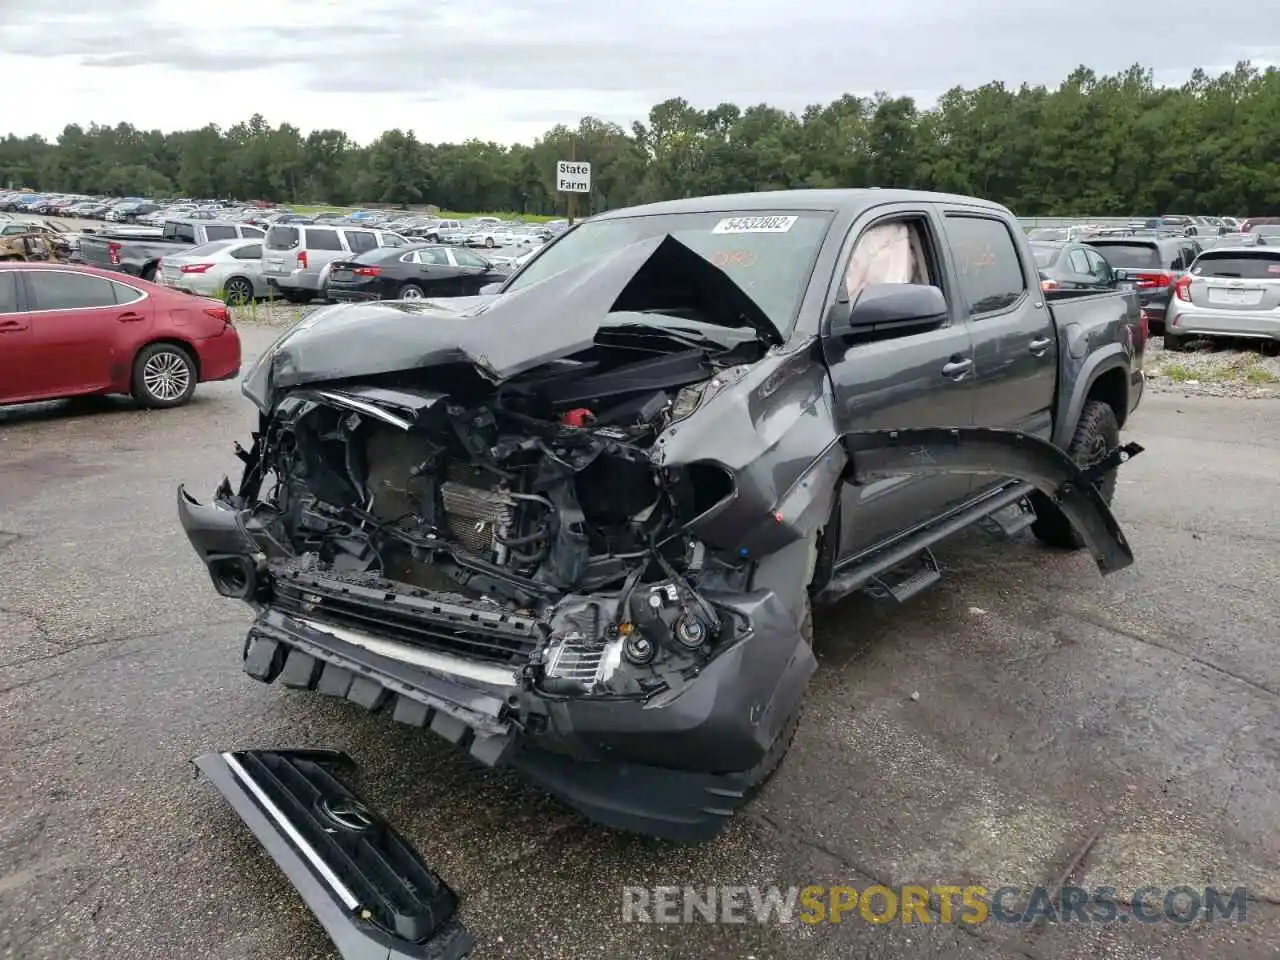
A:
[{"left": 232, "top": 750, "right": 456, "bottom": 943}]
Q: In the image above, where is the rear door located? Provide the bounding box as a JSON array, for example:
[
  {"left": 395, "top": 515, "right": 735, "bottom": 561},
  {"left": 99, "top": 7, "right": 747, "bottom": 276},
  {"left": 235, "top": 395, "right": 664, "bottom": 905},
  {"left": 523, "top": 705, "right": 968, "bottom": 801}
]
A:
[
  {"left": 0, "top": 270, "right": 34, "bottom": 402},
  {"left": 416, "top": 247, "right": 464, "bottom": 295},
  {"left": 942, "top": 211, "right": 1057, "bottom": 441},
  {"left": 21, "top": 269, "right": 151, "bottom": 398},
  {"left": 823, "top": 205, "right": 978, "bottom": 555},
  {"left": 447, "top": 248, "right": 502, "bottom": 294}
]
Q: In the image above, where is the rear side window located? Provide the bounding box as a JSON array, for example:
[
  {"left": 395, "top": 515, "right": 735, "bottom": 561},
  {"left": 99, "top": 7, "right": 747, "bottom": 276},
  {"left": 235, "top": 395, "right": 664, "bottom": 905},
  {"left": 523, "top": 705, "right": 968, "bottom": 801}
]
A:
[
  {"left": 943, "top": 215, "right": 1027, "bottom": 315},
  {"left": 1191, "top": 252, "right": 1280, "bottom": 279},
  {"left": 204, "top": 225, "right": 238, "bottom": 241},
  {"left": 1068, "top": 249, "right": 1091, "bottom": 274},
  {"left": 1087, "top": 243, "right": 1160, "bottom": 269},
  {"left": 266, "top": 226, "right": 300, "bottom": 250},
  {"left": 164, "top": 222, "right": 197, "bottom": 244},
  {"left": 306, "top": 229, "right": 342, "bottom": 251},
  {"left": 110, "top": 280, "right": 144, "bottom": 304},
  {"left": 240, "top": 226, "right": 264, "bottom": 238},
  {"left": 0, "top": 272, "right": 18, "bottom": 312},
  {"left": 27, "top": 271, "right": 117, "bottom": 310},
  {"left": 231, "top": 243, "right": 262, "bottom": 260},
  {"left": 344, "top": 231, "right": 377, "bottom": 254}
]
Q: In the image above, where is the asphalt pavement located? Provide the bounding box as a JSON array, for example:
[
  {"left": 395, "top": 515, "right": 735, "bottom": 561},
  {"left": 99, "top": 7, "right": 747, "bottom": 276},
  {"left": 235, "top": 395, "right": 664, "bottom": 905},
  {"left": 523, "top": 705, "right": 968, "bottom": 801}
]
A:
[{"left": 1, "top": 323, "right": 1278, "bottom": 959}]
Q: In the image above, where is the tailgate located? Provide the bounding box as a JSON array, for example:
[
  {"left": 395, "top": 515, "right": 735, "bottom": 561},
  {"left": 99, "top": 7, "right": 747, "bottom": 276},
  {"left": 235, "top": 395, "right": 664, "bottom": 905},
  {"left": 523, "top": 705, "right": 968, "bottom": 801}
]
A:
[
  {"left": 194, "top": 749, "right": 475, "bottom": 959},
  {"left": 76, "top": 236, "right": 115, "bottom": 267}
]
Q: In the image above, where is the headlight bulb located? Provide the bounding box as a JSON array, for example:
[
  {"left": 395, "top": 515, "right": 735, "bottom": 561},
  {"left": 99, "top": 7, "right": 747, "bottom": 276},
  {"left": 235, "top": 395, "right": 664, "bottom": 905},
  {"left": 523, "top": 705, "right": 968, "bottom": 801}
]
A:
[{"left": 673, "top": 615, "right": 707, "bottom": 649}]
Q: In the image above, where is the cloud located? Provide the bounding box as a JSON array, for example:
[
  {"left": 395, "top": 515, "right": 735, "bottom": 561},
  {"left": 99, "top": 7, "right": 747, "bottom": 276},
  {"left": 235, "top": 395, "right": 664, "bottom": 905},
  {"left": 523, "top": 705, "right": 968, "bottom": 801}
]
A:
[{"left": 0, "top": 0, "right": 1275, "bottom": 144}]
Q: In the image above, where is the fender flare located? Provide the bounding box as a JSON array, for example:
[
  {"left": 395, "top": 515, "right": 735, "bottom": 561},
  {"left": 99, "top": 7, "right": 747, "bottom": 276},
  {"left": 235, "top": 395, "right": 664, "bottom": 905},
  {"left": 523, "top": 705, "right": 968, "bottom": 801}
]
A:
[
  {"left": 842, "top": 427, "right": 1140, "bottom": 575},
  {"left": 1053, "top": 344, "right": 1130, "bottom": 448}
]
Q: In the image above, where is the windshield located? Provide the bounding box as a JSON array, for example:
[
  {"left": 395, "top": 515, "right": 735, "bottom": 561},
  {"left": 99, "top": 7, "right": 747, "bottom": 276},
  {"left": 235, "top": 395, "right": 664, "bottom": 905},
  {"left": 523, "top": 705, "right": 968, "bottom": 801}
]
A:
[
  {"left": 504, "top": 210, "right": 833, "bottom": 334},
  {"left": 1191, "top": 252, "right": 1280, "bottom": 279},
  {"left": 1028, "top": 243, "right": 1061, "bottom": 268},
  {"left": 1087, "top": 243, "right": 1161, "bottom": 269}
]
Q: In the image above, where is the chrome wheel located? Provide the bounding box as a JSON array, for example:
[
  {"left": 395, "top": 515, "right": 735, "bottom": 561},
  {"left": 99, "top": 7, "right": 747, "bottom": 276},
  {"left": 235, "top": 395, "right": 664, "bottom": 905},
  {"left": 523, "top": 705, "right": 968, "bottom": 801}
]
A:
[
  {"left": 224, "top": 278, "right": 253, "bottom": 305},
  {"left": 142, "top": 350, "right": 191, "bottom": 402}
]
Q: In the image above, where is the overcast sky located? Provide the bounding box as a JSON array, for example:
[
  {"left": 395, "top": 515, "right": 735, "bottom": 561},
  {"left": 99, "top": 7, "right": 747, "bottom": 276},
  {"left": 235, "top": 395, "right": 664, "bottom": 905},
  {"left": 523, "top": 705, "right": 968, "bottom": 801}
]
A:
[{"left": 1, "top": 0, "right": 1274, "bottom": 145}]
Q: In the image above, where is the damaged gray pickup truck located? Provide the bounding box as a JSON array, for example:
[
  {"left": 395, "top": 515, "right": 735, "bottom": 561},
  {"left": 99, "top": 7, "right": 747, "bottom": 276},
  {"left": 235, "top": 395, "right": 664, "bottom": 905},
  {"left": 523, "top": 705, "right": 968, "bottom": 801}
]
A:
[{"left": 180, "top": 189, "right": 1145, "bottom": 846}]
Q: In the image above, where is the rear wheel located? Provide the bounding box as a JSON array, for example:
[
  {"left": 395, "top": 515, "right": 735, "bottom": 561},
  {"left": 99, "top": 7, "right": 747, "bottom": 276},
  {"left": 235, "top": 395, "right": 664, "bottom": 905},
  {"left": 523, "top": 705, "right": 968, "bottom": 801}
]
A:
[
  {"left": 1163, "top": 332, "right": 1189, "bottom": 351},
  {"left": 398, "top": 282, "right": 425, "bottom": 300},
  {"left": 1031, "top": 400, "right": 1119, "bottom": 550},
  {"left": 223, "top": 276, "right": 254, "bottom": 306},
  {"left": 280, "top": 289, "right": 312, "bottom": 304},
  {"left": 484, "top": 237, "right": 495, "bottom": 248},
  {"left": 132, "top": 343, "right": 196, "bottom": 408}
]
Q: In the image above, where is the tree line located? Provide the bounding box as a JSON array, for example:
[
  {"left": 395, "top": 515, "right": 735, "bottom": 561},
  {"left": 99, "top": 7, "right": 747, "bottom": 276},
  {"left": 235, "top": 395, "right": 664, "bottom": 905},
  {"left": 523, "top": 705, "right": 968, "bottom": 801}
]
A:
[{"left": 2, "top": 63, "right": 1278, "bottom": 217}]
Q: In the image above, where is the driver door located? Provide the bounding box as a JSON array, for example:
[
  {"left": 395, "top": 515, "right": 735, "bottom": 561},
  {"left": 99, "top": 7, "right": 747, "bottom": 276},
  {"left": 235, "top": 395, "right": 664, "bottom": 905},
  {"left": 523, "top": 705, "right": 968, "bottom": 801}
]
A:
[{"left": 822, "top": 206, "right": 977, "bottom": 557}]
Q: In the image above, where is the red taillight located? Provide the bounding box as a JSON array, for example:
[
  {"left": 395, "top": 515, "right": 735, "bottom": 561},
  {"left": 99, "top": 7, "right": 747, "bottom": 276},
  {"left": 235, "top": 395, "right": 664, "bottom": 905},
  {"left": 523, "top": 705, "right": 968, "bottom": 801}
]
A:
[
  {"left": 107, "top": 241, "right": 121, "bottom": 265},
  {"left": 204, "top": 304, "right": 231, "bottom": 326},
  {"left": 180, "top": 262, "right": 214, "bottom": 274},
  {"left": 352, "top": 266, "right": 381, "bottom": 277},
  {"left": 1135, "top": 272, "right": 1172, "bottom": 289},
  {"left": 1174, "top": 274, "right": 1193, "bottom": 301},
  {"left": 296, "top": 251, "right": 308, "bottom": 269}
]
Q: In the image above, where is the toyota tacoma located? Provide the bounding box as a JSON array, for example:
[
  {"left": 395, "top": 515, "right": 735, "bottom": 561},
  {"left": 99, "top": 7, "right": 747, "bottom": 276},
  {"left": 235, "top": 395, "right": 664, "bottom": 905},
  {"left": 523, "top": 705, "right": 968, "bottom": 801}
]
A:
[{"left": 180, "top": 189, "right": 1145, "bottom": 844}]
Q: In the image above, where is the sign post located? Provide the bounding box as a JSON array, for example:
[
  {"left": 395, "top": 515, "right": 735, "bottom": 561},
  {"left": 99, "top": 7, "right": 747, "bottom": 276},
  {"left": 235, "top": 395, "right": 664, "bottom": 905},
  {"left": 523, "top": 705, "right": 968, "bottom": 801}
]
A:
[{"left": 555, "top": 159, "right": 591, "bottom": 225}]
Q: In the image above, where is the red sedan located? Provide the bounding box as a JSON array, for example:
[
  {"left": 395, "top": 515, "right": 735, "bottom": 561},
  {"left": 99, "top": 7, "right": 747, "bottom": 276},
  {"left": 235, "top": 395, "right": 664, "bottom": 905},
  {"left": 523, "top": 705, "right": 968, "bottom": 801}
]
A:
[{"left": 0, "top": 262, "right": 241, "bottom": 409}]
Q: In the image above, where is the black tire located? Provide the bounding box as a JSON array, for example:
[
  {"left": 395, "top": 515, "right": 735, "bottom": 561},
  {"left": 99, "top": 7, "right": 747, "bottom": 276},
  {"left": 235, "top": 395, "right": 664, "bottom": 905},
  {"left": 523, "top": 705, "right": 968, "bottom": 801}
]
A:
[
  {"left": 1031, "top": 400, "right": 1120, "bottom": 550},
  {"left": 484, "top": 237, "right": 495, "bottom": 248},
  {"left": 398, "top": 282, "right": 425, "bottom": 300},
  {"left": 223, "top": 276, "right": 254, "bottom": 306},
  {"left": 281, "top": 289, "right": 312, "bottom": 304},
  {"left": 1163, "top": 332, "right": 1189, "bottom": 351},
  {"left": 141, "top": 264, "right": 158, "bottom": 282},
  {"left": 131, "top": 342, "right": 196, "bottom": 409}
]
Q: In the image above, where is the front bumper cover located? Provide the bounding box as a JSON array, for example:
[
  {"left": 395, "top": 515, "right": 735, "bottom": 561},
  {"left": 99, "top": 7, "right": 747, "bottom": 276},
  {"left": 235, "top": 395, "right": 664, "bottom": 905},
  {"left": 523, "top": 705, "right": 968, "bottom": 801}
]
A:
[{"left": 194, "top": 749, "right": 474, "bottom": 960}]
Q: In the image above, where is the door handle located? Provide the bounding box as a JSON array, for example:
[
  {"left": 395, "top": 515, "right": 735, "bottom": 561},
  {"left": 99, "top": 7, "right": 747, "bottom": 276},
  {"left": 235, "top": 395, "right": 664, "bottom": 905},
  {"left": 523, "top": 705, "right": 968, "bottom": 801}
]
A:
[
  {"left": 941, "top": 357, "right": 973, "bottom": 379},
  {"left": 1029, "top": 336, "right": 1052, "bottom": 355},
  {"left": 0, "top": 318, "right": 27, "bottom": 332},
  {"left": 116, "top": 312, "right": 145, "bottom": 322}
]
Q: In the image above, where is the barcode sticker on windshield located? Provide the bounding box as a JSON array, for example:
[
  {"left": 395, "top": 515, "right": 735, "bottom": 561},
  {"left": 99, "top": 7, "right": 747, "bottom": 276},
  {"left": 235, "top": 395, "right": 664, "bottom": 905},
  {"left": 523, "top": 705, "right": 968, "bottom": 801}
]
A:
[{"left": 712, "top": 215, "right": 798, "bottom": 234}]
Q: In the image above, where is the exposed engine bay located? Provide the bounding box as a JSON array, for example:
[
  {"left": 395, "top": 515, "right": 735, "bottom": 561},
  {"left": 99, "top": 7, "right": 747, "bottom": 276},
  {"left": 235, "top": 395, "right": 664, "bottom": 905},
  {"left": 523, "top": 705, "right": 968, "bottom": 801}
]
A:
[{"left": 229, "top": 323, "right": 766, "bottom": 698}]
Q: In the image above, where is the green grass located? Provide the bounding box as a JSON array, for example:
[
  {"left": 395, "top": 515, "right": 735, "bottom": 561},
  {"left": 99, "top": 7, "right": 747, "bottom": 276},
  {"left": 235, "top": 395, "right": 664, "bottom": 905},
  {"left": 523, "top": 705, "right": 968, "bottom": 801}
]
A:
[
  {"left": 1156, "top": 357, "right": 1280, "bottom": 384},
  {"left": 290, "top": 205, "right": 560, "bottom": 222}
]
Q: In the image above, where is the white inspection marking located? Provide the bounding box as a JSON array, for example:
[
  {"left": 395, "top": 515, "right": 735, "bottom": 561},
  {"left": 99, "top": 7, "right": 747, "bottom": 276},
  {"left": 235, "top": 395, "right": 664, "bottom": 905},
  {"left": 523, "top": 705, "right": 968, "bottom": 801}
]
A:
[{"left": 711, "top": 215, "right": 798, "bottom": 234}]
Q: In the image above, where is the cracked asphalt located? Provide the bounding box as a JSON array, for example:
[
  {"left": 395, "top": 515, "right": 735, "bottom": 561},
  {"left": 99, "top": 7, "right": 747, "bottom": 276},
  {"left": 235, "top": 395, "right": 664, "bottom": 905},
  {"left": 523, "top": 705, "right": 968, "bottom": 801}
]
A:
[{"left": 1, "top": 324, "right": 1278, "bottom": 960}]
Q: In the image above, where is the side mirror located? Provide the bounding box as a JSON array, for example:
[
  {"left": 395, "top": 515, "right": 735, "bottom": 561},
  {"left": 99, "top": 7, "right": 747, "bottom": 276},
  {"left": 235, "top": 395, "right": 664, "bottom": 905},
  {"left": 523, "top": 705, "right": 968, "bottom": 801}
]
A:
[{"left": 828, "top": 283, "right": 948, "bottom": 336}]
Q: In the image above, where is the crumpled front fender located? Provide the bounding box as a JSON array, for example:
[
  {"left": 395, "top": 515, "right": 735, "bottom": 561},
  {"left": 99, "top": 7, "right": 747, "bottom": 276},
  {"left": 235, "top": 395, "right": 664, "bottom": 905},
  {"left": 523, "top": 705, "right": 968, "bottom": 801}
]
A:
[{"left": 843, "top": 427, "right": 1141, "bottom": 574}]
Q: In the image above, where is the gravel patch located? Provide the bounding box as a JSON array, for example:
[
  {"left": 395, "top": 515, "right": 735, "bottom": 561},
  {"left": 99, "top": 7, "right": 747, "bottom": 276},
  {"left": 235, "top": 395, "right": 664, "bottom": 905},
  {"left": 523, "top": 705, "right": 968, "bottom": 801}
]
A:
[
  {"left": 230, "top": 300, "right": 322, "bottom": 328},
  {"left": 1144, "top": 336, "right": 1280, "bottom": 399}
]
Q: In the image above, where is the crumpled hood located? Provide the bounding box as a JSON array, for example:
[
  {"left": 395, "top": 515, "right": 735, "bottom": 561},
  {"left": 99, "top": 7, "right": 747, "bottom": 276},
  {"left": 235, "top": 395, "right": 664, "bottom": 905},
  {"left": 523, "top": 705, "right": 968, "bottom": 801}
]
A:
[{"left": 240, "top": 234, "right": 780, "bottom": 412}]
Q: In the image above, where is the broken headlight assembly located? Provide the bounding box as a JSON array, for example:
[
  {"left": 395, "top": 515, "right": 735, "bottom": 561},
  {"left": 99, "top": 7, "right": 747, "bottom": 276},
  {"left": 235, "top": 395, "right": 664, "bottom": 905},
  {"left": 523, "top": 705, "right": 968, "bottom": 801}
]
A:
[{"left": 536, "top": 543, "right": 747, "bottom": 698}]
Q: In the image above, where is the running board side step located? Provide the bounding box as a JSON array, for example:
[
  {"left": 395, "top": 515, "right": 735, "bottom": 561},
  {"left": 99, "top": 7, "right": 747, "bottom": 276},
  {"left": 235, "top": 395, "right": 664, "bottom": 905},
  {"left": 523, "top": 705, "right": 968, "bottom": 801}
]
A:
[
  {"left": 979, "top": 496, "right": 1037, "bottom": 540},
  {"left": 864, "top": 547, "right": 941, "bottom": 605},
  {"left": 813, "top": 482, "right": 1033, "bottom": 607},
  {"left": 194, "top": 749, "right": 474, "bottom": 960}
]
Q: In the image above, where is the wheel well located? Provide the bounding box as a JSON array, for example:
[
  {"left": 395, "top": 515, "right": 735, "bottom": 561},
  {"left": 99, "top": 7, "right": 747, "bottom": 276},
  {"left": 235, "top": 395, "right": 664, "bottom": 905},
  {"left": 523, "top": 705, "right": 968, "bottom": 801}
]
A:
[
  {"left": 1086, "top": 366, "right": 1128, "bottom": 428},
  {"left": 133, "top": 338, "right": 199, "bottom": 386}
]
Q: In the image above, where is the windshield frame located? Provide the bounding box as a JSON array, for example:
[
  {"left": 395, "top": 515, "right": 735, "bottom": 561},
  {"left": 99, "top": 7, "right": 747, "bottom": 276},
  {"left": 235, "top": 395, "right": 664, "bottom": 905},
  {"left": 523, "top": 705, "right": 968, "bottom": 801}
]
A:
[{"left": 499, "top": 208, "right": 835, "bottom": 339}]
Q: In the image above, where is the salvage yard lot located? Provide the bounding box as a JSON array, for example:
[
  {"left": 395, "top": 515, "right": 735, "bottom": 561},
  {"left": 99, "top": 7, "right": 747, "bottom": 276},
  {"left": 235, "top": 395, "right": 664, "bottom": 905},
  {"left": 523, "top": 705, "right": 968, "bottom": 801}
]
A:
[{"left": 1, "top": 324, "right": 1279, "bottom": 959}]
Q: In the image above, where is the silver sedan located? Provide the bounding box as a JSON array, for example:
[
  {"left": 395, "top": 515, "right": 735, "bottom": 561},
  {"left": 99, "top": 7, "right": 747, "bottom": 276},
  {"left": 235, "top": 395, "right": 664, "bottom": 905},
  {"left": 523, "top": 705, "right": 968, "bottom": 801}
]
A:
[{"left": 156, "top": 238, "right": 270, "bottom": 304}]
